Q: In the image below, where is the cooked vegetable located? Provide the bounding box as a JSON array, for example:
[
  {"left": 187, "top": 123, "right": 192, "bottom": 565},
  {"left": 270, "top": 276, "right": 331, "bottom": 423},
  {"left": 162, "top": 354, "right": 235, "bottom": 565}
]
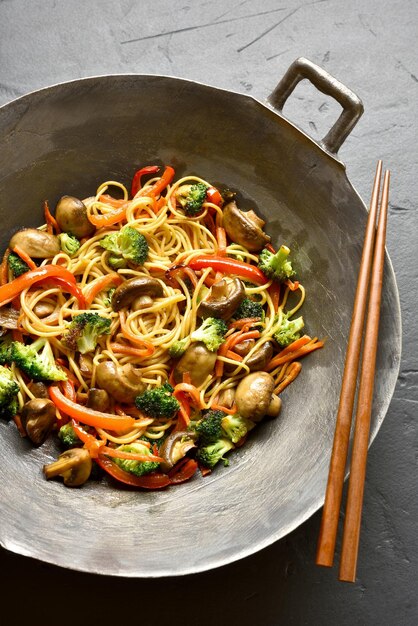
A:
[
  {"left": 111, "top": 276, "right": 163, "bottom": 311},
  {"left": 197, "top": 278, "right": 245, "bottom": 320},
  {"left": 196, "top": 438, "right": 234, "bottom": 469},
  {"left": 177, "top": 182, "right": 208, "bottom": 216},
  {"left": 96, "top": 362, "right": 145, "bottom": 404},
  {"left": 223, "top": 200, "right": 270, "bottom": 252},
  {"left": 235, "top": 372, "right": 281, "bottom": 422},
  {"left": 100, "top": 225, "right": 148, "bottom": 269},
  {"left": 112, "top": 442, "right": 160, "bottom": 476},
  {"left": 0, "top": 364, "right": 19, "bottom": 419},
  {"left": 168, "top": 337, "right": 190, "bottom": 358},
  {"left": 273, "top": 315, "right": 305, "bottom": 347},
  {"left": 61, "top": 313, "right": 111, "bottom": 354},
  {"left": 173, "top": 342, "right": 217, "bottom": 386},
  {"left": 55, "top": 196, "right": 95, "bottom": 238},
  {"left": 87, "top": 388, "right": 110, "bottom": 412},
  {"left": 193, "top": 410, "right": 225, "bottom": 445},
  {"left": 0, "top": 334, "right": 13, "bottom": 365},
  {"left": 188, "top": 255, "right": 268, "bottom": 284},
  {"left": 58, "top": 233, "right": 81, "bottom": 256},
  {"left": 43, "top": 448, "right": 92, "bottom": 487},
  {"left": 221, "top": 413, "right": 254, "bottom": 444},
  {"left": 135, "top": 382, "right": 180, "bottom": 419},
  {"left": 20, "top": 398, "right": 56, "bottom": 445},
  {"left": 233, "top": 297, "right": 264, "bottom": 321},
  {"left": 191, "top": 317, "right": 228, "bottom": 352},
  {"left": 8, "top": 252, "right": 30, "bottom": 277},
  {"left": 258, "top": 245, "right": 295, "bottom": 283},
  {"left": 11, "top": 338, "right": 67, "bottom": 382},
  {"left": 245, "top": 340, "right": 274, "bottom": 372},
  {"left": 9, "top": 229, "right": 60, "bottom": 259},
  {"left": 58, "top": 422, "right": 82, "bottom": 448},
  {"left": 159, "top": 430, "right": 197, "bottom": 471}
]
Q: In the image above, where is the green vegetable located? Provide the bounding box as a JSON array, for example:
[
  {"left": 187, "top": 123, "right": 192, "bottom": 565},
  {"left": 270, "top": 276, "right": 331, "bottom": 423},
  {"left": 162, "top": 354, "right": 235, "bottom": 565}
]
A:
[
  {"left": 112, "top": 442, "right": 160, "bottom": 476},
  {"left": 0, "top": 335, "right": 13, "bottom": 365},
  {"left": 61, "top": 312, "right": 111, "bottom": 354},
  {"left": 191, "top": 317, "right": 228, "bottom": 352},
  {"left": 8, "top": 252, "right": 30, "bottom": 278},
  {"left": 273, "top": 314, "right": 304, "bottom": 347},
  {"left": 100, "top": 225, "right": 148, "bottom": 269},
  {"left": 58, "top": 423, "right": 82, "bottom": 448},
  {"left": 0, "top": 364, "right": 20, "bottom": 420},
  {"left": 177, "top": 183, "right": 208, "bottom": 216},
  {"left": 58, "top": 233, "right": 81, "bottom": 256},
  {"left": 103, "top": 287, "right": 116, "bottom": 307},
  {"left": 193, "top": 410, "right": 226, "bottom": 446},
  {"left": 11, "top": 338, "right": 67, "bottom": 382},
  {"left": 258, "top": 245, "right": 295, "bottom": 283},
  {"left": 196, "top": 438, "right": 234, "bottom": 469},
  {"left": 233, "top": 297, "right": 264, "bottom": 321},
  {"left": 135, "top": 382, "right": 180, "bottom": 419},
  {"left": 221, "top": 413, "right": 254, "bottom": 444},
  {"left": 168, "top": 338, "right": 190, "bottom": 358}
]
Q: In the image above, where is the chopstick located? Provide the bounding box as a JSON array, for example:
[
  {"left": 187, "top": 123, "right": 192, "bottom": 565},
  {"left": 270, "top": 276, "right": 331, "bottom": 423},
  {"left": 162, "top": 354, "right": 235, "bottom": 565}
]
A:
[
  {"left": 316, "top": 161, "right": 390, "bottom": 579},
  {"left": 339, "top": 170, "right": 390, "bottom": 582}
]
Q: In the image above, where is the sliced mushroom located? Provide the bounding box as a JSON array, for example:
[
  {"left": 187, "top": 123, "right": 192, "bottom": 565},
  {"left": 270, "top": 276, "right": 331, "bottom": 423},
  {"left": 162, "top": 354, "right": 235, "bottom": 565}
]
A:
[
  {"left": 112, "top": 277, "right": 164, "bottom": 311},
  {"left": 223, "top": 200, "right": 270, "bottom": 252},
  {"left": 20, "top": 398, "right": 56, "bottom": 445},
  {"left": 160, "top": 430, "right": 197, "bottom": 471},
  {"left": 246, "top": 340, "right": 274, "bottom": 372},
  {"left": 87, "top": 388, "right": 110, "bottom": 412},
  {"left": 0, "top": 307, "right": 19, "bottom": 329},
  {"left": 79, "top": 354, "right": 94, "bottom": 378},
  {"left": 217, "top": 387, "right": 236, "bottom": 409},
  {"left": 55, "top": 195, "right": 96, "bottom": 238},
  {"left": 33, "top": 301, "right": 56, "bottom": 318},
  {"left": 174, "top": 342, "right": 217, "bottom": 387},
  {"left": 197, "top": 277, "right": 245, "bottom": 320},
  {"left": 9, "top": 228, "right": 60, "bottom": 259},
  {"left": 96, "top": 361, "right": 145, "bottom": 403},
  {"left": 28, "top": 381, "right": 49, "bottom": 399},
  {"left": 43, "top": 448, "right": 92, "bottom": 487},
  {"left": 235, "top": 372, "right": 281, "bottom": 422}
]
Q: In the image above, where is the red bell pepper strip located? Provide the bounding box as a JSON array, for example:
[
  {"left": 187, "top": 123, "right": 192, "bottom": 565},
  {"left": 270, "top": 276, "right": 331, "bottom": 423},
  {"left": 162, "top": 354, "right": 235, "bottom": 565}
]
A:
[
  {"left": 188, "top": 255, "right": 268, "bottom": 285},
  {"left": 206, "top": 186, "right": 223, "bottom": 207},
  {"left": 168, "top": 458, "right": 198, "bottom": 484},
  {"left": 96, "top": 455, "right": 171, "bottom": 489},
  {"left": 49, "top": 386, "right": 135, "bottom": 432},
  {"left": 131, "top": 165, "right": 160, "bottom": 197},
  {"left": 0, "top": 265, "right": 77, "bottom": 307},
  {"left": 40, "top": 276, "right": 87, "bottom": 309}
]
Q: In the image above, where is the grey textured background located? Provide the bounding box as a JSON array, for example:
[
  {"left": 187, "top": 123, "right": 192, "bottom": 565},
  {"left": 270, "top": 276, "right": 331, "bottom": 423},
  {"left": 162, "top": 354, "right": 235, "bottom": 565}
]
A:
[{"left": 0, "top": 0, "right": 417, "bottom": 624}]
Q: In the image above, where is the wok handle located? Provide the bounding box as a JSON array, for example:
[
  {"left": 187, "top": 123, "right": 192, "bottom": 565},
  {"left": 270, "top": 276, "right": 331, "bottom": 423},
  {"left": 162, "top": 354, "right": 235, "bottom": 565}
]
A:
[{"left": 268, "top": 57, "right": 364, "bottom": 155}]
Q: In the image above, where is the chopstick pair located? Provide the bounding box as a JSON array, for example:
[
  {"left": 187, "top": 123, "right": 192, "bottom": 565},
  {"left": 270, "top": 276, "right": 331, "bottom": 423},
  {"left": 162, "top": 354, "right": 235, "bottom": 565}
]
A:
[{"left": 316, "top": 161, "right": 390, "bottom": 582}]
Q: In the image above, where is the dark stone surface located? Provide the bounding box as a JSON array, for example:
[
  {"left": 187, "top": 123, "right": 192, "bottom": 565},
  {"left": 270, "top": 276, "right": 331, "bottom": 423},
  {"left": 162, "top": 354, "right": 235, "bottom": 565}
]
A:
[{"left": 0, "top": 0, "right": 416, "bottom": 623}]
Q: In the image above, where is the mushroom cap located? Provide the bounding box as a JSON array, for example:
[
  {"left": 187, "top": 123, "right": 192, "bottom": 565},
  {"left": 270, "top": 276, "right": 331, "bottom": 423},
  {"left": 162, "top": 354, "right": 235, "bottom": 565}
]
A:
[
  {"left": 55, "top": 195, "right": 95, "bottom": 238},
  {"left": 235, "top": 372, "right": 277, "bottom": 421},
  {"left": 174, "top": 342, "right": 217, "bottom": 387},
  {"left": 43, "top": 448, "right": 92, "bottom": 487},
  {"left": 159, "top": 430, "right": 197, "bottom": 471},
  {"left": 223, "top": 201, "right": 270, "bottom": 252},
  {"left": 96, "top": 361, "right": 145, "bottom": 403},
  {"left": 20, "top": 398, "right": 56, "bottom": 445},
  {"left": 197, "top": 277, "right": 245, "bottom": 320},
  {"left": 112, "top": 277, "right": 164, "bottom": 311},
  {"left": 9, "top": 228, "right": 60, "bottom": 259}
]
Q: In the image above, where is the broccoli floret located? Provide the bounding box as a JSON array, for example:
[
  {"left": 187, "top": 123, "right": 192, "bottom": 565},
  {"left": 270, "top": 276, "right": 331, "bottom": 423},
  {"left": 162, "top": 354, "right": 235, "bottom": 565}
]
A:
[
  {"left": 61, "top": 312, "right": 111, "bottom": 354},
  {"left": 273, "top": 315, "right": 304, "bottom": 347},
  {"left": 177, "top": 183, "right": 208, "bottom": 216},
  {"left": 103, "top": 287, "right": 116, "bottom": 307},
  {"left": 112, "top": 442, "right": 160, "bottom": 476},
  {"left": 11, "top": 338, "right": 67, "bottom": 382},
  {"left": 258, "top": 245, "right": 295, "bottom": 283},
  {"left": 100, "top": 225, "right": 148, "bottom": 268},
  {"left": 221, "top": 413, "right": 254, "bottom": 444},
  {"left": 233, "top": 297, "right": 264, "bottom": 320},
  {"left": 135, "top": 382, "right": 180, "bottom": 419},
  {"left": 58, "top": 233, "right": 81, "bottom": 256},
  {"left": 0, "top": 364, "right": 20, "bottom": 420},
  {"left": 191, "top": 317, "right": 228, "bottom": 352},
  {"left": 196, "top": 438, "right": 234, "bottom": 469},
  {"left": 168, "top": 338, "right": 189, "bottom": 358},
  {"left": 8, "top": 252, "right": 30, "bottom": 277},
  {"left": 58, "top": 423, "right": 82, "bottom": 448},
  {"left": 194, "top": 410, "right": 226, "bottom": 446},
  {"left": 0, "top": 334, "right": 13, "bottom": 365}
]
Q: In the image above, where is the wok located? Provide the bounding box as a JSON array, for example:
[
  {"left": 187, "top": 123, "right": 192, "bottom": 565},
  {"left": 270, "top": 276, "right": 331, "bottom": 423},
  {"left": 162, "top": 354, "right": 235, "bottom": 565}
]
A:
[{"left": 0, "top": 58, "right": 401, "bottom": 577}]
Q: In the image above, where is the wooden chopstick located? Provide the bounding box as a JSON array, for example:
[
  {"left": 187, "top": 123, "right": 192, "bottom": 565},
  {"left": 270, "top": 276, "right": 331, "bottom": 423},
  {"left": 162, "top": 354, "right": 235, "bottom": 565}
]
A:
[
  {"left": 339, "top": 170, "right": 390, "bottom": 582},
  {"left": 316, "top": 161, "right": 383, "bottom": 568}
]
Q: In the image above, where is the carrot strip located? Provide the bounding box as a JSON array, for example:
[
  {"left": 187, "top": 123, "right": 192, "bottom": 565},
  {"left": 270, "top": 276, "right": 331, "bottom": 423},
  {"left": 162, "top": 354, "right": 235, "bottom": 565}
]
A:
[
  {"left": 267, "top": 339, "right": 324, "bottom": 370},
  {"left": 108, "top": 343, "right": 151, "bottom": 358},
  {"left": 71, "top": 420, "right": 105, "bottom": 458},
  {"left": 12, "top": 245, "right": 36, "bottom": 270},
  {"left": 173, "top": 382, "right": 201, "bottom": 409},
  {"left": 44, "top": 200, "right": 60, "bottom": 234},
  {"left": 275, "top": 362, "right": 302, "bottom": 394},
  {"left": 269, "top": 282, "right": 281, "bottom": 312},
  {"left": 225, "top": 350, "right": 243, "bottom": 362},
  {"left": 274, "top": 334, "right": 312, "bottom": 358},
  {"left": 211, "top": 402, "right": 237, "bottom": 415},
  {"left": 84, "top": 273, "right": 123, "bottom": 307},
  {"left": 285, "top": 279, "right": 300, "bottom": 291},
  {"left": 228, "top": 317, "right": 261, "bottom": 330},
  {"left": 101, "top": 445, "right": 164, "bottom": 464}
]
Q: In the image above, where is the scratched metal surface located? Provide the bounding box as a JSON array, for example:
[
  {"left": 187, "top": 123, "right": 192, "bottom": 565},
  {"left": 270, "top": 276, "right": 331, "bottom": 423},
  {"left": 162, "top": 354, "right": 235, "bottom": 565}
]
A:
[
  {"left": 0, "top": 74, "right": 401, "bottom": 576},
  {"left": 0, "top": 0, "right": 417, "bottom": 623}
]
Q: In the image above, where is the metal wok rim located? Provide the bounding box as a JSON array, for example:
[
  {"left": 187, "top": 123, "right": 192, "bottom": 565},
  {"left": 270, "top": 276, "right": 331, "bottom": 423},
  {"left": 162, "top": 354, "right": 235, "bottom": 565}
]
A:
[{"left": 0, "top": 73, "right": 402, "bottom": 577}]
